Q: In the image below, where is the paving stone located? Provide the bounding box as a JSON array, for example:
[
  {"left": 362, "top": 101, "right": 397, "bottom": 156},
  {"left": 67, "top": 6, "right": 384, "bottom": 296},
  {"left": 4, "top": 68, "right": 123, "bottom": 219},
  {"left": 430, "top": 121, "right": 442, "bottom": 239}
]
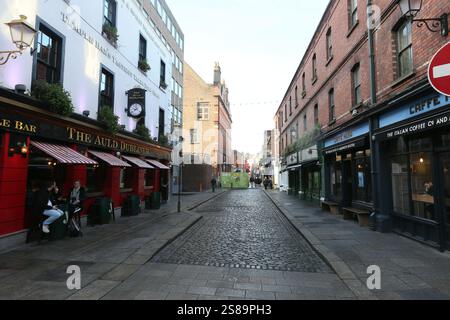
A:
[
  {"left": 187, "top": 286, "right": 217, "bottom": 296},
  {"left": 262, "top": 284, "right": 292, "bottom": 293},
  {"left": 101, "top": 264, "right": 141, "bottom": 281},
  {"left": 215, "top": 288, "right": 246, "bottom": 298},
  {"left": 245, "top": 290, "right": 276, "bottom": 300},
  {"left": 67, "top": 280, "right": 120, "bottom": 300}
]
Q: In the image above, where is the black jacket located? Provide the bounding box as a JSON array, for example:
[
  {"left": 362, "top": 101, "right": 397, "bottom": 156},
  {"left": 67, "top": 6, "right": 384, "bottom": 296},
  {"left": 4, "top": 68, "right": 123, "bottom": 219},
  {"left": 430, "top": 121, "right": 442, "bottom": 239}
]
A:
[
  {"left": 32, "top": 189, "right": 53, "bottom": 218},
  {"left": 68, "top": 187, "right": 86, "bottom": 207}
]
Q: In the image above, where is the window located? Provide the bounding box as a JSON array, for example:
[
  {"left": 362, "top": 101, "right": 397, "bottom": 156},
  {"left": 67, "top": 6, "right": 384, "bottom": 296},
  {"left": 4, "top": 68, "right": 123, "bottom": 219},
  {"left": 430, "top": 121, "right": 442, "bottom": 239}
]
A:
[
  {"left": 86, "top": 165, "right": 106, "bottom": 193},
  {"left": 190, "top": 129, "right": 199, "bottom": 144},
  {"left": 284, "top": 105, "right": 287, "bottom": 122},
  {"left": 145, "top": 169, "right": 155, "bottom": 187},
  {"left": 103, "top": 0, "right": 117, "bottom": 27},
  {"left": 302, "top": 73, "right": 306, "bottom": 95},
  {"left": 289, "top": 97, "right": 292, "bottom": 115},
  {"left": 139, "top": 35, "right": 147, "bottom": 62},
  {"left": 99, "top": 68, "right": 114, "bottom": 110},
  {"left": 314, "top": 104, "right": 319, "bottom": 125},
  {"left": 303, "top": 114, "right": 307, "bottom": 131},
  {"left": 326, "top": 28, "right": 332, "bottom": 61},
  {"left": 295, "top": 86, "right": 299, "bottom": 107},
  {"left": 312, "top": 54, "right": 317, "bottom": 82},
  {"left": 396, "top": 20, "right": 413, "bottom": 78},
  {"left": 391, "top": 155, "right": 410, "bottom": 215},
  {"left": 328, "top": 89, "right": 335, "bottom": 123},
  {"left": 353, "top": 150, "right": 372, "bottom": 202},
  {"left": 160, "top": 60, "right": 166, "bottom": 87},
  {"left": 35, "top": 25, "right": 63, "bottom": 84},
  {"left": 352, "top": 64, "right": 362, "bottom": 107},
  {"left": 197, "top": 103, "right": 210, "bottom": 121},
  {"left": 120, "top": 168, "right": 134, "bottom": 189},
  {"left": 331, "top": 156, "right": 343, "bottom": 200},
  {"left": 349, "top": 0, "right": 358, "bottom": 28}
]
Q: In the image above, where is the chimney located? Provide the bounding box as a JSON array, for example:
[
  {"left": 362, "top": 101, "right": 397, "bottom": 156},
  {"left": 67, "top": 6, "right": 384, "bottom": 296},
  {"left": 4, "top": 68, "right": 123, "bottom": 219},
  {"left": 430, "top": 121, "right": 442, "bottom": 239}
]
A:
[{"left": 213, "top": 62, "right": 221, "bottom": 85}]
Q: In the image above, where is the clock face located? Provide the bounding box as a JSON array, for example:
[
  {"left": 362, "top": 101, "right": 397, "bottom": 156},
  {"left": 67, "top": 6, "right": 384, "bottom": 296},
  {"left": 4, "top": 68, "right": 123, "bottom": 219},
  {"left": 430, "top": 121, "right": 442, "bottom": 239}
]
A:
[{"left": 129, "top": 103, "right": 143, "bottom": 117}]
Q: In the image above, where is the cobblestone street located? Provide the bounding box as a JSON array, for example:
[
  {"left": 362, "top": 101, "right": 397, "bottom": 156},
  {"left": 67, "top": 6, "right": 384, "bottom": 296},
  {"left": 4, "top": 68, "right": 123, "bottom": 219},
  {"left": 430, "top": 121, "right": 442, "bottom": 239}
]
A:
[{"left": 152, "top": 190, "right": 331, "bottom": 273}]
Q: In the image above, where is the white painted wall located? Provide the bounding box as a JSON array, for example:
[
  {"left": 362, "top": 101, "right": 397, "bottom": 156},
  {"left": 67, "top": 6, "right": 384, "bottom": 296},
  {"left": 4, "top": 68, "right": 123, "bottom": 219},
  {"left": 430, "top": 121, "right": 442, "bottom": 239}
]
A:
[{"left": 0, "top": 0, "right": 172, "bottom": 139}]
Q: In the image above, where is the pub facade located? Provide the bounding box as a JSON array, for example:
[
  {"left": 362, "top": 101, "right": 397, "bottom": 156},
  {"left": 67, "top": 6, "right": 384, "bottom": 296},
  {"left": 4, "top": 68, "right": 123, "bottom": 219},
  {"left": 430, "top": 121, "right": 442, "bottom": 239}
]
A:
[{"left": 0, "top": 0, "right": 174, "bottom": 242}]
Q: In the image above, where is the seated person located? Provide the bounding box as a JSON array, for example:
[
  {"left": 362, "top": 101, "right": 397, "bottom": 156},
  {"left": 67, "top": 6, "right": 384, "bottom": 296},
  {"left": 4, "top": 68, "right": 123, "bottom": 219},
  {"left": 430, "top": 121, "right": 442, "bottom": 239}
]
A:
[
  {"left": 37, "top": 181, "right": 65, "bottom": 234},
  {"left": 68, "top": 180, "right": 86, "bottom": 218}
]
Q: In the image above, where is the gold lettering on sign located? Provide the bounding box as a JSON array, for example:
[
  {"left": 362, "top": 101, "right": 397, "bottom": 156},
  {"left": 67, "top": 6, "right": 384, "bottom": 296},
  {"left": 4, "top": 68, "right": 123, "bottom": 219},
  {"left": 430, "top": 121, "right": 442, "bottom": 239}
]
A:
[
  {"left": 14, "top": 121, "right": 37, "bottom": 133},
  {"left": 0, "top": 119, "right": 11, "bottom": 128}
]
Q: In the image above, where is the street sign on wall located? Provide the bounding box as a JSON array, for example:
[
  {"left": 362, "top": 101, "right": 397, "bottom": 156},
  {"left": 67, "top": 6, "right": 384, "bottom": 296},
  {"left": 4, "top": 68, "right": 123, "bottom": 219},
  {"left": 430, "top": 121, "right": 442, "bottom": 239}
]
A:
[{"left": 428, "top": 42, "right": 450, "bottom": 97}]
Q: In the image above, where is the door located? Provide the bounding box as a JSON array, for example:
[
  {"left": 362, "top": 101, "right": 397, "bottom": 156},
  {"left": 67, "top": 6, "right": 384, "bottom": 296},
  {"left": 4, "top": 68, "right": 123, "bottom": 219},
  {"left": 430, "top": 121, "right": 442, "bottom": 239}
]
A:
[{"left": 439, "top": 151, "right": 450, "bottom": 249}]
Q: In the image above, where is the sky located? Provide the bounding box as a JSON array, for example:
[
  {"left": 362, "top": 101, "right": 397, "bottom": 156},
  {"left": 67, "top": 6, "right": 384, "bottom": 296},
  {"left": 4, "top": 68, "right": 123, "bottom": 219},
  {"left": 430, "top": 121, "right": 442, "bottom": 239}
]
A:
[{"left": 166, "top": 0, "right": 330, "bottom": 155}]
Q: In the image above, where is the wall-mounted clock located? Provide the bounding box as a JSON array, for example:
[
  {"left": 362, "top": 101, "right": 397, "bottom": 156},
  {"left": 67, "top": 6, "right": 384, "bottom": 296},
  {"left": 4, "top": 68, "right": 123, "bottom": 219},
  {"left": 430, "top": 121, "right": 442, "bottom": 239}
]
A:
[{"left": 129, "top": 103, "right": 144, "bottom": 118}]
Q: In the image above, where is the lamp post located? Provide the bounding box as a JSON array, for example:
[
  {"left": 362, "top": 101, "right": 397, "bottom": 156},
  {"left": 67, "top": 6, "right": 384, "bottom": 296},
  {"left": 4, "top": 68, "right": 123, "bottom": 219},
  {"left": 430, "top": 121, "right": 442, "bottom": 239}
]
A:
[
  {"left": 1, "top": 15, "right": 37, "bottom": 65},
  {"left": 397, "top": 0, "right": 448, "bottom": 36}
]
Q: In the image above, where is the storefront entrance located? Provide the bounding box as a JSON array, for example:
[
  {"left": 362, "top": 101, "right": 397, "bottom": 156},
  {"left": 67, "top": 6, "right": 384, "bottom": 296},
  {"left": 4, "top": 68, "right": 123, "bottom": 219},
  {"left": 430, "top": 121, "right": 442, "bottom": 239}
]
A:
[{"left": 384, "top": 131, "right": 450, "bottom": 250}]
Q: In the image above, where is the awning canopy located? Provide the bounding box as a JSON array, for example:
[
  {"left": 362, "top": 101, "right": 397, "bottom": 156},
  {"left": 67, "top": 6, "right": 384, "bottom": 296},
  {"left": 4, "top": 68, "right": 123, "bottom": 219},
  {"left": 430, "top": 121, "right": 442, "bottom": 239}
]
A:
[
  {"left": 146, "top": 159, "right": 170, "bottom": 170},
  {"left": 122, "top": 156, "right": 154, "bottom": 169},
  {"left": 88, "top": 151, "right": 131, "bottom": 167},
  {"left": 30, "top": 141, "right": 98, "bottom": 165}
]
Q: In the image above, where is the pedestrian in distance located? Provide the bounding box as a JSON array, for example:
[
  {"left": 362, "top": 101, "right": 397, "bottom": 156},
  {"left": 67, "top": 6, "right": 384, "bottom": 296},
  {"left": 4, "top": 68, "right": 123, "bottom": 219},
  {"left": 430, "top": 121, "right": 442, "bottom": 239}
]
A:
[{"left": 211, "top": 177, "right": 217, "bottom": 193}]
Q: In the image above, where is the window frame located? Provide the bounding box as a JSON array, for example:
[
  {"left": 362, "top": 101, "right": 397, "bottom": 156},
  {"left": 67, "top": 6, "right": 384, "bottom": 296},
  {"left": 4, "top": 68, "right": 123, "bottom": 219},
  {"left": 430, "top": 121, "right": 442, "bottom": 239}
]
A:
[
  {"left": 103, "top": 0, "right": 117, "bottom": 28},
  {"left": 328, "top": 89, "right": 335, "bottom": 123},
  {"left": 395, "top": 19, "right": 414, "bottom": 79},
  {"left": 99, "top": 66, "right": 115, "bottom": 112},
  {"left": 197, "top": 102, "right": 210, "bottom": 121},
  {"left": 352, "top": 63, "right": 362, "bottom": 107}
]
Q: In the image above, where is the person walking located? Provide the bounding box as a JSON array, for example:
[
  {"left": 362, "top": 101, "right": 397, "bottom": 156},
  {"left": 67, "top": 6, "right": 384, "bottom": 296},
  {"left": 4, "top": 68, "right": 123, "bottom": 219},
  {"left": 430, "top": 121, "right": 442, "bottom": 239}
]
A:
[{"left": 211, "top": 176, "right": 217, "bottom": 193}]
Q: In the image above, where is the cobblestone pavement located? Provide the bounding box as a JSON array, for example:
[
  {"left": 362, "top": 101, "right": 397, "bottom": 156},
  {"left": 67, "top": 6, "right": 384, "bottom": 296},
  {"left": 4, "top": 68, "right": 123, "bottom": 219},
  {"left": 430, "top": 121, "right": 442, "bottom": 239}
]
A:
[{"left": 151, "top": 190, "right": 332, "bottom": 273}]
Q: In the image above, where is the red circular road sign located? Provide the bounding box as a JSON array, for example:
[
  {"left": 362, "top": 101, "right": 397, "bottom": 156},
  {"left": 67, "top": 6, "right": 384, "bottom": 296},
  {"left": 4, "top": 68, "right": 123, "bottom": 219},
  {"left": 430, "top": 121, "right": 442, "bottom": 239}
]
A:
[{"left": 428, "top": 42, "right": 450, "bottom": 97}]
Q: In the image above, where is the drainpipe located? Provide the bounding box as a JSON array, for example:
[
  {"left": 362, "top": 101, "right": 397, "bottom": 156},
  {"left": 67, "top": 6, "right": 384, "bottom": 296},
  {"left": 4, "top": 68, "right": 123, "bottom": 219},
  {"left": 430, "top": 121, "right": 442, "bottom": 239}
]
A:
[
  {"left": 367, "top": 0, "right": 380, "bottom": 231},
  {"left": 367, "top": 0, "right": 392, "bottom": 232}
]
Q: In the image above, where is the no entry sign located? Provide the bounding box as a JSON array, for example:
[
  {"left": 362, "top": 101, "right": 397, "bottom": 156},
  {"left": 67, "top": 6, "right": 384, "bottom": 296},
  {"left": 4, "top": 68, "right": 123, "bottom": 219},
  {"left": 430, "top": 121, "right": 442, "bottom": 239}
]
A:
[{"left": 429, "top": 42, "right": 450, "bottom": 97}]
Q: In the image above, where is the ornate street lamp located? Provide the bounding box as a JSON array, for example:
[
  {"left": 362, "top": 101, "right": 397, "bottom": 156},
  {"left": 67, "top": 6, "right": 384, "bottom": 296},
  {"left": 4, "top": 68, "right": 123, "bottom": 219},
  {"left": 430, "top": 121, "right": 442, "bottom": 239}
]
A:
[
  {"left": 1, "top": 15, "right": 37, "bottom": 65},
  {"left": 397, "top": 0, "right": 448, "bottom": 36}
]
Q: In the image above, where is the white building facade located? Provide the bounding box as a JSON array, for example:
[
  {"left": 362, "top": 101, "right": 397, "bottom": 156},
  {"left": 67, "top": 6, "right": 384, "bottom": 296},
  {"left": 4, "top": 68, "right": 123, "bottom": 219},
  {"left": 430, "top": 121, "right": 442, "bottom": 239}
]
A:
[{"left": 0, "top": 0, "right": 173, "bottom": 138}]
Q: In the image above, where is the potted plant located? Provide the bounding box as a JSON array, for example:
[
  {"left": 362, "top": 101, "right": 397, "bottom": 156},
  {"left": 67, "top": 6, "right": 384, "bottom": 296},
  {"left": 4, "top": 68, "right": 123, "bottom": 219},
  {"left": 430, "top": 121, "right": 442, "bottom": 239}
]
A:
[
  {"left": 97, "top": 105, "right": 120, "bottom": 134},
  {"left": 31, "top": 80, "right": 74, "bottom": 117},
  {"left": 138, "top": 59, "right": 151, "bottom": 73},
  {"left": 134, "top": 123, "right": 152, "bottom": 142},
  {"left": 102, "top": 23, "right": 119, "bottom": 46}
]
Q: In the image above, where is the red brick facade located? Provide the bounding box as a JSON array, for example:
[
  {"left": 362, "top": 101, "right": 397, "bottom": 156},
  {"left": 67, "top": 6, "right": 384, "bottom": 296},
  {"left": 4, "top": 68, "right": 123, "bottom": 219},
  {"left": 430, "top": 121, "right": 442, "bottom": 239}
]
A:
[{"left": 276, "top": 0, "right": 449, "bottom": 155}]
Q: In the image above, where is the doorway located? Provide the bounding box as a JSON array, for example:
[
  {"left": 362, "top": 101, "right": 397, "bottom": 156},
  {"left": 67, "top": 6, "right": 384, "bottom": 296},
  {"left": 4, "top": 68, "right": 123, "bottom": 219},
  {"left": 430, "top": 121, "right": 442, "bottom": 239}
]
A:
[{"left": 438, "top": 151, "right": 450, "bottom": 250}]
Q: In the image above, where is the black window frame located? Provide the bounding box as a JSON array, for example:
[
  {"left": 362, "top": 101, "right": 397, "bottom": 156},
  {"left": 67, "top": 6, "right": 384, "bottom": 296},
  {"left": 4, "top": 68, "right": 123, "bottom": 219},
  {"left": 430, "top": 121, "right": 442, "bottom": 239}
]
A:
[
  {"left": 104, "top": 0, "right": 117, "bottom": 28},
  {"left": 352, "top": 63, "right": 362, "bottom": 107},
  {"left": 33, "top": 20, "right": 65, "bottom": 85},
  {"left": 139, "top": 34, "right": 147, "bottom": 63},
  {"left": 99, "top": 66, "right": 115, "bottom": 112}
]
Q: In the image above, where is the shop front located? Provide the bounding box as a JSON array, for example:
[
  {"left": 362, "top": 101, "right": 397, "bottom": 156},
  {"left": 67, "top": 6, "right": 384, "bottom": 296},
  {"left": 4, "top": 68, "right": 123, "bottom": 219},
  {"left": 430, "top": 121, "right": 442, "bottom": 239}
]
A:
[
  {"left": 0, "top": 92, "right": 172, "bottom": 239},
  {"left": 322, "top": 122, "right": 373, "bottom": 211},
  {"left": 374, "top": 91, "right": 450, "bottom": 250},
  {"left": 298, "top": 145, "right": 321, "bottom": 203},
  {"left": 286, "top": 152, "right": 300, "bottom": 196}
]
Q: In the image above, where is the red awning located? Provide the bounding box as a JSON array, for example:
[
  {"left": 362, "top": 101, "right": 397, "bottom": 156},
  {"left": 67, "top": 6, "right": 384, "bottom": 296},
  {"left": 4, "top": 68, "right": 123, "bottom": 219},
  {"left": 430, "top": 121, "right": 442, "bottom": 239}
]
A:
[
  {"left": 30, "top": 141, "right": 98, "bottom": 165},
  {"left": 146, "top": 159, "right": 170, "bottom": 170},
  {"left": 88, "top": 151, "right": 131, "bottom": 167},
  {"left": 122, "top": 156, "right": 154, "bottom": 169}
]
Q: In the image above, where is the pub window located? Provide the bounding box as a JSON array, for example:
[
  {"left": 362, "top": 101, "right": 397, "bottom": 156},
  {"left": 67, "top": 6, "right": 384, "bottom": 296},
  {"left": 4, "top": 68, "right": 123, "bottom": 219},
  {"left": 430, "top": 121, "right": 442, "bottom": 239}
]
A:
[
  {"left": 391, "top": 155, "right": 410, "bottom": 215},
  {"left": 120, "top": 167, "right": 134, "bottom": 189},
  {"left": 352, "top": 63, "right": 362, "bottom": 107},
  {"left": 145, "top": 169, "right": 155, "bottom": 187},
  {"left": 35, "top": 24, "right": 63, "bottom": 84},
  {"left": 328, "top": 89, "right": 335, "bottom": 123},
  {"left": 99, "top": 68, "right": 114, "bottom": 111},
  {"left": 396, "top": 19, "right": 413, "bottom": 78},
  {"left": 197, "top": 102, "right": 210, "bottom": 121},
  {"left": 104, "top": 0, "right": 117, "bottom": 28},
  {"left": 349, "top": 0, "right": 358, "bottom": 28},
  {"left": 86, "top": 165, "right": 106, "bottom": 193}
]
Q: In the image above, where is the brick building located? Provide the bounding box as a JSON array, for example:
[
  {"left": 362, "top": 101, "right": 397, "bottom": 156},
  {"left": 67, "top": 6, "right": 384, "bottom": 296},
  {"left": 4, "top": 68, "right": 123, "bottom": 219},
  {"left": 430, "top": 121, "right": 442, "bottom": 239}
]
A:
[
  {"left": 182, "top": 63, "right": 233, "bottom": 192},
  {"left": 275, "top": 0, "right": 450, "bottom": 250}
]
